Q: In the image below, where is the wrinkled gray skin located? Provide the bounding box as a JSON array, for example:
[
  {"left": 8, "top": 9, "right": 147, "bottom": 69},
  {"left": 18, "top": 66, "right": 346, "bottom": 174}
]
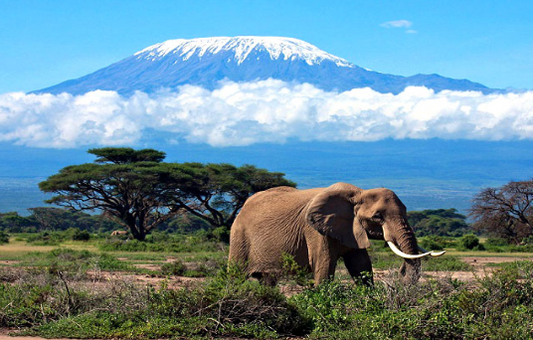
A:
[{"left": 229, "top": 182, "right": 421, "bottom": 286}]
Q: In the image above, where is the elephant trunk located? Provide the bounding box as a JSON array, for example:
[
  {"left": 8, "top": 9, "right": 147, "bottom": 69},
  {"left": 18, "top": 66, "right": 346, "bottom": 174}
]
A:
[{"left": 387, "top": 221, "right": 422, "bottom": 284}]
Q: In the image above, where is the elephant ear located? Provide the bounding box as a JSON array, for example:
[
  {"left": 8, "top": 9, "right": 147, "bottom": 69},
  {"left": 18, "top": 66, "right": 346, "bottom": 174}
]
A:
[{"left": 305, "top": 183, "right": 370, "bottom": 249}]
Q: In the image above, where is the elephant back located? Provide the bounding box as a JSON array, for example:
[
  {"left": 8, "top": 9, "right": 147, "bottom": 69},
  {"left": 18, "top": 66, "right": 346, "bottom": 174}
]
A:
[{"left": 229, "top": 186, "right": 322, "bottom": 273}]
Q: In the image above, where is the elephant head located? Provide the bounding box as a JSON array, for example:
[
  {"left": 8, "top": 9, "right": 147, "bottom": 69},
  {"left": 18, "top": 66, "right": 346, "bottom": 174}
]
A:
[{"left": 306, "top": 183, "right": 444, "bottom": 284}]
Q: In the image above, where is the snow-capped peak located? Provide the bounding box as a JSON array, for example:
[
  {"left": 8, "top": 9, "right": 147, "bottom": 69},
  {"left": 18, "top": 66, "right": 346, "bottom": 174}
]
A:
[{"left": 134, "top": 36, "right": 354, "bottom": 67}]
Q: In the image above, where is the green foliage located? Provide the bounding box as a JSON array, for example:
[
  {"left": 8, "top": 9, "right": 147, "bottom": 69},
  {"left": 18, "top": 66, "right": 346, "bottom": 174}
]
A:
[
  {"left": 0, "top": 211, "right": 34, "bottom": 233},
  {"left": 482, "top": 243, "right": 533, "bottom": 253},
  {"left": 485, "top": 237, "right": 510, "bottom": 247},
  {"left": 211, "top": 226, "right": 230, "bottom": 243},
  {"left": 408, "top": 208, "right": 470, "bottom": 237},
  {"left": 0, "top": 230, "right": 9, "bottom": 244},
  {"left": 160, "top": 260, "right": 187, "bottom": 276},
  {"left": 4, "top": 259, "right": 533, "bottom": 339},
  {"left": 45, "top": 248, "right": 132, "bottom": 273},
  {"left": 281, "top": 253, "right": 313, "bottom": 286},
  {"left": 422, "top": 255, "right": 472, "bottom": 271},
  {"left": 88, "top": 147, "right": 166, "bottom": 164},
  {"left": 369, "top": 251, "right": 470, "bottom": 272},
  {"left": 418, "top": 236, "right": 455, "bottom": 250},
  {"left": 99, "top": 231, "right": 222, "bottom": 253},
  {"left": 291, "top": 280, "right": 378, "bottom": 333},
  {"left": 291, "top": 263, "right": 533, "bottom": 339},
  {"left": 5, "top": 264, "right": 309, "bottom": 339},
  {"left": 39, "top": 147, "right": 296, "bottom": 241},
  {"left": 25, "top": 228, "right": 93, "bottom": 245},
  {"left": 165, "top": 162, "right": 296, "bottom": 233},
  {"left": 460, "top": 234, "right": 485, "bottom": 250},
  {"left": 0, "top": 209, "right": 120, "bottom": 234},
  {"left": 166, "top": 212, "right": 210, "bottom": 233}
]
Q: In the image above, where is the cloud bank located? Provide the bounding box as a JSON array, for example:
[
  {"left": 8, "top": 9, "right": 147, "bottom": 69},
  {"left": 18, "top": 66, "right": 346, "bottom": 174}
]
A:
[{"left": 1, "top": 79, "right": 532, "bottom": 148}]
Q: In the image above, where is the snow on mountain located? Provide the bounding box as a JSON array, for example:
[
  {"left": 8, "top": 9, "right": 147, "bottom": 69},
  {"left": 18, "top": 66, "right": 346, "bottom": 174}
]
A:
[
  {"left": 135, "top": 36, "right": 354, "bottom": 67},
  {"left": 34, "top": 36, "right": 494, "bottom": 96}
]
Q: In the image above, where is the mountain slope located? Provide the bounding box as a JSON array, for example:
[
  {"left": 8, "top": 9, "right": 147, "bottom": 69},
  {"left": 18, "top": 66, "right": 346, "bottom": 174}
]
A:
[{"left": 35, "top": 36, "right": 493, "bottom": 95}]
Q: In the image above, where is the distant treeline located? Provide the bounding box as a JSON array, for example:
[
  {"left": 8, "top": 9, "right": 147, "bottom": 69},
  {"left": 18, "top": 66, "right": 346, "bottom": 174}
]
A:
[
  {"left": 0, "top": 206, "right": 470, "bottom": 237},
  {"left": 0, "top": 207, "right": 210, "bottom": 234},
  {"left": 408, "top": 208, "right": 469, "bottom": 237}
]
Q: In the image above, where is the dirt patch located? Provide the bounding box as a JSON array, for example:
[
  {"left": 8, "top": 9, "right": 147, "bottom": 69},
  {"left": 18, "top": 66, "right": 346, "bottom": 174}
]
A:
[
  {"left": 462, "top": 256, "right": 532, "bottom": 267},
  {"left": 0, "top": 329, "right": 73, "bottom": 340},
  {"left": 132, "top": 263, "right": 161, "bottom": 271}
]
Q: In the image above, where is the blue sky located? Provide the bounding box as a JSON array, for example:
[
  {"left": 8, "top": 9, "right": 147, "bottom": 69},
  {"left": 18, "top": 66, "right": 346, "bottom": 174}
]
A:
[{"left": 1, "top": 0, "right": 532, "bottom": 94}]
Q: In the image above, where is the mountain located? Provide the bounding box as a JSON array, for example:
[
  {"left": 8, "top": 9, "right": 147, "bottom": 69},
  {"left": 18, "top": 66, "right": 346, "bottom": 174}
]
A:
[{"left": 34, "top": 36, "right": 494, "bottom": 95}]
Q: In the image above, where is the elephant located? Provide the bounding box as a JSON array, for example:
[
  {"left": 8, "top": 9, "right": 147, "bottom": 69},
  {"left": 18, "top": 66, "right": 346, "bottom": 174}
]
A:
[{"left": 228, "top": 182, "right": 444, "bottom": 286}]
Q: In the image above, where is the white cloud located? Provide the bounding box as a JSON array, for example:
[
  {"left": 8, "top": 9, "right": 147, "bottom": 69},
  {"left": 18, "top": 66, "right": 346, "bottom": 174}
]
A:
[
  {"left": 0, "top": 80, "right": 532, "bottom": 148},
  {"left": 381, "top": 20, "right": 413, "bottom": 29}
]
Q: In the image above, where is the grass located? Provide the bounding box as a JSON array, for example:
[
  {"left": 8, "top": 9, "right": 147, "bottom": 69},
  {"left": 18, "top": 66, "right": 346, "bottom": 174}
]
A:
[
  {"left": 3, "top": 262, "right": 533, "bottom": 339},
  {"left": 3, "top": 232, "right": 533, "bottom": 339}
]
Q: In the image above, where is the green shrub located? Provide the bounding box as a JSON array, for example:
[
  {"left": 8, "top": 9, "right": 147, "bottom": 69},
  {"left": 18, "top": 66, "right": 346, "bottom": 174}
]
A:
[
  {"left": 211, "top": 226, "right": 230, "bottom": 243},
  {"left": 281, "top": 253, "right": 313, "bottom": 286},
  {"left": 0, "top": 230, "right": 9, "bottom": 244},
  {"left": 26, "top": 231, "right": 65, "bottom": 245},
  {"left": 419, "top": 236, "right": 445, "bottom": 250},
  {"left": 460, "top": 234, "right": 481, "bottom": 250},
  {"left": 160, "top": 260, "right": 187, "bottom": 276},
  {"left": 485, "top": 237, "right": 510, "bottom": 247},
  {"left": 71, "top": 229, "right": 90, "bottom": 241}
]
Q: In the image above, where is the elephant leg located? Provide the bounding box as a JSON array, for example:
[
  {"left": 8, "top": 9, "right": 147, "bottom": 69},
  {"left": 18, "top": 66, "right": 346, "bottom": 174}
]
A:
[
  {"left": 313, "top": 259, "right": 337, "bottom": 285},
  {"left": 343, "top": 249, "right": 374, "bottom": 286}
]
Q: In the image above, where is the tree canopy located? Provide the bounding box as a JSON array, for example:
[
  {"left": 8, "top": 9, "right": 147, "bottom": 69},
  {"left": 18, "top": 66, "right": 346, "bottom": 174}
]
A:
[
  {"left": 408, "top": 208, "right": 470, "bottom": 237},
  {"left": 470, "top": 179, "right": 533, "bottom": 244},
  {"left": 39, "top": 148, "right": 295, "bottom": 241},
  {"left": 163, "top": 162, "right": 296, "bottom": 237}
]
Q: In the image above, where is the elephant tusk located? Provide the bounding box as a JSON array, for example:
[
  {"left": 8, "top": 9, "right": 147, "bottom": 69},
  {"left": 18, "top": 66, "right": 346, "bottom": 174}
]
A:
[
  {"left": 387, "top": 241, "right": 433, "bottom": 259},
  {"left": 418, "top": 245, "right": 446, "bottom": 257}
]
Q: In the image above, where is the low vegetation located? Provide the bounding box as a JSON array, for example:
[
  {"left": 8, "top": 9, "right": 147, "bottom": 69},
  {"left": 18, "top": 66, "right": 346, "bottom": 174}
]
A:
[{"left": 2, "top": 258, "right": 533, "bottom": 339}]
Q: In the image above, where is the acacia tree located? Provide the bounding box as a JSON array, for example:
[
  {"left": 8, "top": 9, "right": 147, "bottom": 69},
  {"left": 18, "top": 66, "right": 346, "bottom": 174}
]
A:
[
  {"left": 39, "top": 148, "right": 295, "bottom": 241},
  {"left": 470, "top": 179, "right": 533, "bottom": 244},
  {"left": 164, "top": 162, "right": 296, "bottom": 235},
  {"left": 39, "top": 148, "right": 177, "bottom": 241}
]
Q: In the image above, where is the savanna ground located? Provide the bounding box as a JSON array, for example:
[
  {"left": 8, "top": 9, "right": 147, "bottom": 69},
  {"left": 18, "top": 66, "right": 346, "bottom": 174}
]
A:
[{"left": 2, "top": 233, "right": 533, "bottom": 339}]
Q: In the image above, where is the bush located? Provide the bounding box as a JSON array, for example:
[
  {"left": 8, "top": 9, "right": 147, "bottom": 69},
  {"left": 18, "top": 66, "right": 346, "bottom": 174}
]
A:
[
  {"left": 281, "top": 253, "right": 312, "bottom": 286},
  {"left": 0, "top": 230, "right": 9, "bottom": 244},
  {"left": 26, "top": 231, "right": 66, "bottom": 245},
  {"left": 71, "top": 229, "right": 91, "bottom": 241},
  {"left": 460, "top": 234, "right": 482, "bottom": 250},
  {"left": 419, "top": 236, "right": 445, "bottom": 250},
  {"left": 485, "top": 237, "right": 510, "bottom": 247},
  {"left": 160, "top": 260, "right": 187, "bottom": 276}
]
